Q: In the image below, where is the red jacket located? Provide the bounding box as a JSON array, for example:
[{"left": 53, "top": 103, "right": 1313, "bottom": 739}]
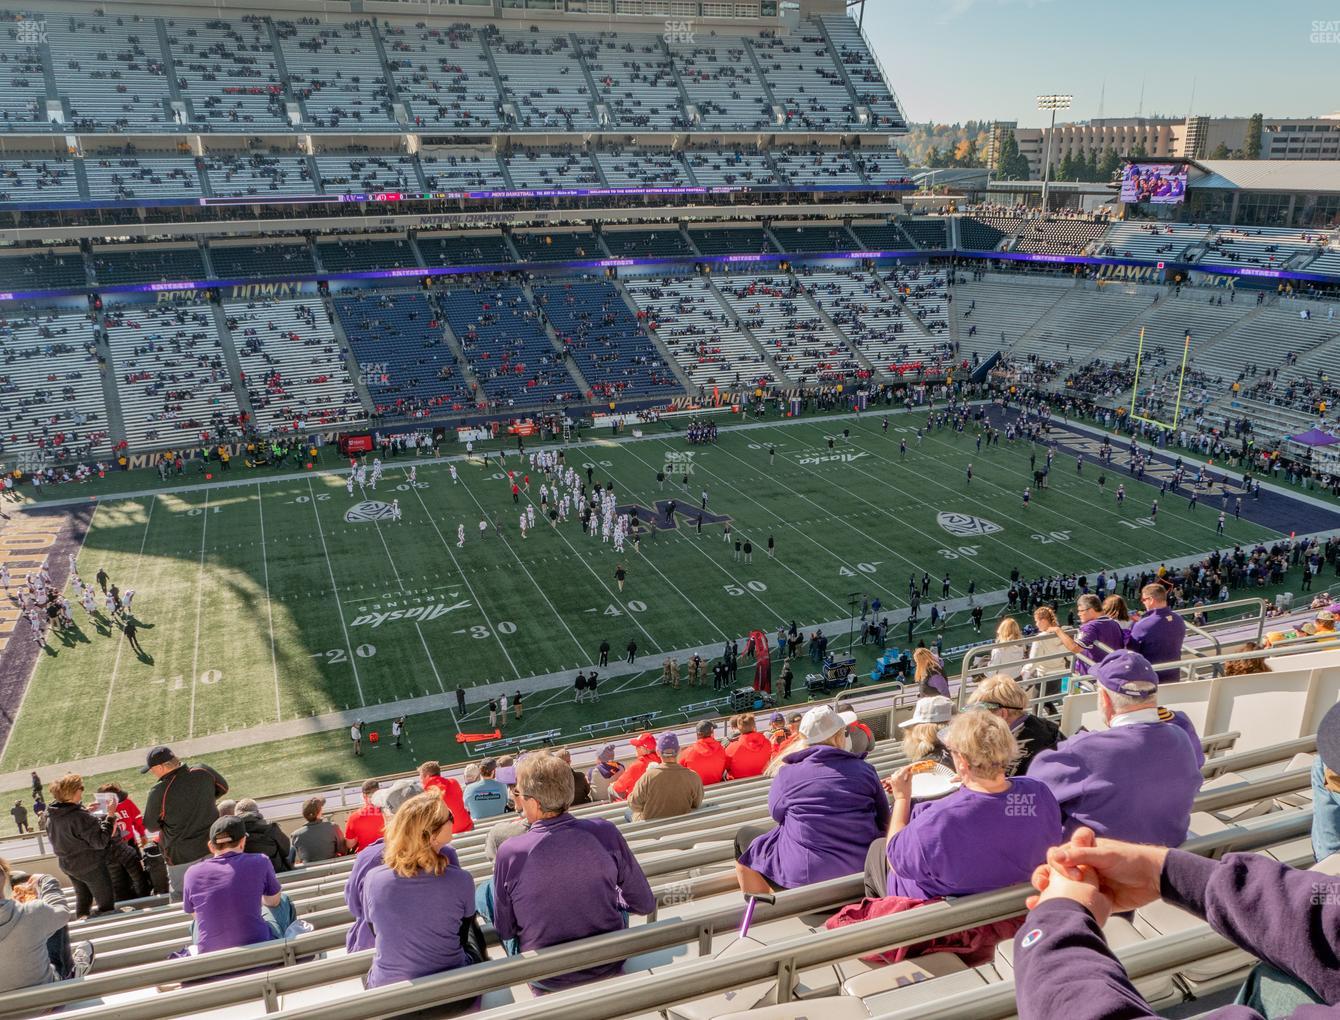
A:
[
  {"left": 344, "top": 804, "right": 385, "bottom": 852},
  {"left": 724, "top": 732, "right": 773, "bottom": 779},
  {"left": 423, "top": 775, "right": 474, "bottom": 834},
  {"left": 610, "top": 752, "right": 660, "bottom": 800},
  {"left": 679, "top": 738, "right": 728, "bottom": 785},
  {"left": 114, "top": 797, "right": 147, "bottom": 841}
]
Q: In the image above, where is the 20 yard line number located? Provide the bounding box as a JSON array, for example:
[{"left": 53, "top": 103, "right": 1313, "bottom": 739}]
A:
[{"left": 314, "top": 645, "right": 378, "bottom": 664}]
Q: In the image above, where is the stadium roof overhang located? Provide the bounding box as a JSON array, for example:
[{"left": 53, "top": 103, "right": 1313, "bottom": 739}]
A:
[{"left": 1187, "top": 159, "right": 1340, "bottom": 195}]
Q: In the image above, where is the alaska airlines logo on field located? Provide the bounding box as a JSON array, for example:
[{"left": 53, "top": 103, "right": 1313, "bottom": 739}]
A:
[
  {"left": 345, "top": 501, "right": 397, "bottom": 524},
  {"left": 936, "top": 512, "right": 1002, "bottom": 538},
  {"left": 351, "top": 600, "right": 472, "bottom": 629},
  {"left": 798, "top": 451, "right": 868, "bottom": 466}
]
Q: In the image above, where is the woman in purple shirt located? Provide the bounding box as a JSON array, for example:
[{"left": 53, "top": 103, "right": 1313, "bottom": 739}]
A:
[
  {"left": 913, "top": 648, "right": 950, "bottom": 697},
  {"left": 1047, "top": 594, "right": 1124, "bottom": 677},
  {"left": 361, "top": 792, "right": 478, "bottom": 991},
  {"left": 872, "top": 711, "right": 1062, "bottom": 900}
]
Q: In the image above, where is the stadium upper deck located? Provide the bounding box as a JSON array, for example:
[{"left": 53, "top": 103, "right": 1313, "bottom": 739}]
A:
[{"left": 0, "top": 4, "right": 905, "bottom": 137}]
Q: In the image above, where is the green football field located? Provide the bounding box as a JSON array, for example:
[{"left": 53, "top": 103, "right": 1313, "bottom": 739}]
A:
[{"left": 0, "top": 409, "right": 1289, "bottom": 791}]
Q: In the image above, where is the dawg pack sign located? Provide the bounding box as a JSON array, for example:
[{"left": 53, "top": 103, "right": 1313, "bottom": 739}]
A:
[
  {"left": 345, "top": 501, "right": 397, "bottom": 524},
  {"left": 936, "top": 512, "right": 1002, "bottom": 538}
]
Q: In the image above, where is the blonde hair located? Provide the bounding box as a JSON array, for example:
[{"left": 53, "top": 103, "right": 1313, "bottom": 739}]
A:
[
  {"left": 995, "top": 617, "right": 1023, "bottom": 642},
  {"left": 968, "top": 673, "right": 1029, "bottom": 714},
  {"left": 913, "top": 647, "right": 941, "bottom": 682},
  {"left": 381, "top": 792, "right": 454, "bottom": 878},
  {"left": 941, "top": 711, "right": 1019, "bottom": 778},
  {"left": 1102, "top": 595, "right": 1130, "bottom": 622},
  {"left": 1034, "top": 605, "right": 1058, "bottom": 628},
  {"left": 50, "top": 774, "right": 84, "bottom": 804},
  {"left": 901, "top": 723, "right": 944, "bottom": 763}
]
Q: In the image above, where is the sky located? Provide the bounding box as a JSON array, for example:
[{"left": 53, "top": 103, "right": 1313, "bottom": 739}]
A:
[{"left": 859, "top": 0, "right": 1340, "bottom": 127}]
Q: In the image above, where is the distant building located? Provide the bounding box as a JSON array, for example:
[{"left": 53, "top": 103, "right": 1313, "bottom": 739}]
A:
[{"left": 994, "top": 115, "right": 1340, "bottom": 179}]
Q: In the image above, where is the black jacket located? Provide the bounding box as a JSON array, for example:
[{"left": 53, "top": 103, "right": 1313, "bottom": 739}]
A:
[
  {"left": 239, "top": 812, "right": 291, "bottom": 873},
  {"left": 1014, "top": 713, "right": 1063, "bottom": 776},
  {"left": 143, "top": 763, "right": 228, "bottom": 866},
  {"left": 45, "top": 802, "right": 115, "bottom": 876}
]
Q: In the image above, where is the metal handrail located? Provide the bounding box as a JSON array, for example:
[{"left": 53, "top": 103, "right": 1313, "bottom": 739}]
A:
[
  {"left": 253, "top": 813, "right": 1314, "bottom": 1020},
  {"left": 34, "top": 772, "right": 1315, "bottom": 1019}
]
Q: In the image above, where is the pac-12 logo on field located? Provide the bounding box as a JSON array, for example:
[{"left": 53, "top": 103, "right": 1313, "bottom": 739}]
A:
[
  {"left": 936, "top": 512, "right": 1002, "bottom": 538},
  {"left": 345, "top": 501, "right": 397, "bottom": 524}
]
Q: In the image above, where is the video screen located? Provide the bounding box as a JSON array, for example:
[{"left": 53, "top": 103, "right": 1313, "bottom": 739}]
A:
[{"left": 1120, "top": 163, "right": 1188, "bottom": 205}]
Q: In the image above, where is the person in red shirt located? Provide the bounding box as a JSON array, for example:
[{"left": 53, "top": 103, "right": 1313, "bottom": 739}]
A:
[
  {"left": 610, "top": 733, "right": 660, "bottom": 800},
  {"left": 724, "top": 714, "right": 774, "bottom": 780},
  {"left": 679, "top": 720, "right": 728, "bottom": 786},
  {"left": 418, "top": 761, "right": 473, "bottom": 834},
  {"left": 98, "top": 783, "right": 147, "bottom": 844},
  {"left": 344, "top": 778, "right": 387, "bottom": 853}
]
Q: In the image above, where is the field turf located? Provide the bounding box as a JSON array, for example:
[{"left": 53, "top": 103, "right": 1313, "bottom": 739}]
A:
[{"left": 0, "top": 406, "right": 1317, "bottom": 800}]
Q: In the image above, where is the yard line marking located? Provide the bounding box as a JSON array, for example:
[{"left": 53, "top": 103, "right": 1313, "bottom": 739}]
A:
[
  {"left": 621, "top": 440, "right": 848, "bottom": 615},
  {"left": 598, "top": 450, "right": 794, "bottom": 623},
  {"left": 91, "top": 498, "right": 149, "bottom": 756},
  {"left": 187, "top": 490, "right": 208, "bottom": 739},
  {"left": 874, "top": 423, "right": 1207, "bottom": 562},
  {"left": 711, "top": 436, "right": 992, "bottom": 593},
  {"left": 508, "top": 489, "right": 664, "bottom": 653},
  {"left": 449, "top": 474, "right": 586, "bottom": 659},
  {"left": 306, "top": 477, "right": 366, "bottom": 706},
  {"left": 784, "top": 421, "right": 1059, "bottom": 578},
  {"left": 256, "top": 485, "right": 282, "bottom": 723},
  {"left": 402, "top": 480, "right": 522, "bottom": 680}
]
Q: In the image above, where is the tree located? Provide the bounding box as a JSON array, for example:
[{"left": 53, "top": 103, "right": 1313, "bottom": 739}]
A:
[
  {"left": 1209, "top": 141, "right": 1232, "bottom": 160},
  {"left": 994, "top": 131, "right": 1031, "bottom": 180},
  {"left": 1057, "top": 151, "right": 1076, "bottom": 181},
  {"left": 1243, "top": 113, "right": 1263, "bottom": 159},
  {"left": 1080, "top": 150, "right": 1099, "bottom": 182},
  {"left": 1129, "top": 140, "right": 1148, "bottom": 160},
  {"left": 1098, "top": 146, "right": 1121, "bottom": 181}
]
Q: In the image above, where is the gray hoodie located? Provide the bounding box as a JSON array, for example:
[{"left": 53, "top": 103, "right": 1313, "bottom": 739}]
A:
[{"left": 0, "top": 875, "right": 72, "bottom": 992}]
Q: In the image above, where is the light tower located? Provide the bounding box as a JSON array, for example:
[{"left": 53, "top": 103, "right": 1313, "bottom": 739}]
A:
[{"left": 1036, "top": 94, "right": 1073, "bottom": 214}]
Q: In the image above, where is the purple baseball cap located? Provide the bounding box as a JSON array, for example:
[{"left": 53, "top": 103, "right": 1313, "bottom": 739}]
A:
[
  {"left": 657, "top": 732, "right": 680, "bottom": 755},
  {"left": 1094, "top": 649, "right": 1159, "bottom": 697}
]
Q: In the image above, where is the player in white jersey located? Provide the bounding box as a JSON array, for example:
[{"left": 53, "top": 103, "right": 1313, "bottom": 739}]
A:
[
  {"left": 68, "top": 553, "right": 77, "bottom": 575},
  {"left": 526, "top": 505, "right": 536, "bottom": 530},
  {"left": 29, "top": 611, "right": 44, "bottom": 644},
  {"left": 105, "top": 592, "right": 117, "bottom": 617},
  {"left": 478, "top": 518, "right": 488, "bottom": 540},
  {"left": 346, "top": 475, "right": 355, "bottom": 497},
  {"left": 81, "top": 588, "right": 97, "bottom": 616},
  {"left": 519, "top": 513, "right": 528, "bottom": 539},
  {"left": 121, "top": 589, "right": 135, "bottom": 614},
  {"left": 0, "top": 564, "right": 8, "bottom": 590},
  {"left": 391, "top": 499, "right": 401, "bottom": 521},
  {"left": 408, "top": 465, "right": 416, "bottom": 485},
  {"left": 457, "top": 524, "right": 465, "bottom": 548},
  {"left": 449, "top": 464, "right": 458, "bottom": 484}
]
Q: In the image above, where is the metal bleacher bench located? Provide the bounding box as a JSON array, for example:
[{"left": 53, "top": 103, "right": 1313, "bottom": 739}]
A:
[
  {"left": 679, "top": 697, "right": 734, "bottom": 719},
  {"left": 581, "top": 711, "right": 662, "bottom": 736}
]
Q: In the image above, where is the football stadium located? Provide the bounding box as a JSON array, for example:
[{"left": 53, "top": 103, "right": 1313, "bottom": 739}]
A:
[{"left": 0, "top": 0, "right": 1338, "bottom": 1015}]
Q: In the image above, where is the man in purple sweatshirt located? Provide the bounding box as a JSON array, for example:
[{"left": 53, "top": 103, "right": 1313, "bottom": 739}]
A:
[
  {"left": 1013, "top": 825, "right": 1339, "bottom": 1018},
  {"left": 493, "top": 752, "right": 655, "bottom": 992},
  {"left": 1028, "top": 650, "right": 1203, "bottom": 846}
]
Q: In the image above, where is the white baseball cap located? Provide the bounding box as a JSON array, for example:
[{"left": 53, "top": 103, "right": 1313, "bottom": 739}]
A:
[
  {"left": 798, "top": 705, "right": 859, "bottom": 744},
  {"left": 898, "top": 696, "right": 954, "bottom": 730}
]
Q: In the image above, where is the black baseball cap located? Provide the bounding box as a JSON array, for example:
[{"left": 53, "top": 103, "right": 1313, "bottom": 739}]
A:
[
  {"left": 140, "top": 746, "right": 175, "bottom": 773},
  {"left": 209, "top": 815, "right": 246, "bottom": 847}
]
